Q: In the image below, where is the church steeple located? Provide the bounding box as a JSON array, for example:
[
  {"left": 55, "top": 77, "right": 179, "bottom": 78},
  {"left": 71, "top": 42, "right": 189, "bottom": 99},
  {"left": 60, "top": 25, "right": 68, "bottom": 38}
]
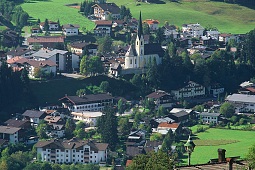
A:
[{"left": 137, "top": 11, "right": 143, "bottom": 40}]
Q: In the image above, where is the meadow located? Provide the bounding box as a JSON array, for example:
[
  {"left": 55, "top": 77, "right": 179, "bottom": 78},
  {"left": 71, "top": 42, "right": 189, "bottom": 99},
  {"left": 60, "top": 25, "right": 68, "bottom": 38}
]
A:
[
  {"left": 183, "top": 127, "right": 255, "bottom": 165},
  {"left": 110, "top": 0, "right": 255, "bottom": 34},
  {"left": 21, "top": 0, "right": 95, "bottom": 31}
]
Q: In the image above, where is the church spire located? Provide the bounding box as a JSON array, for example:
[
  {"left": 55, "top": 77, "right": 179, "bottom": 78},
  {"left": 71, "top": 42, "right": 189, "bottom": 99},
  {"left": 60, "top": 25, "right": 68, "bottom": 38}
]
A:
[{"left": 137, "top": 11, "right": 143, "bottom": 40}]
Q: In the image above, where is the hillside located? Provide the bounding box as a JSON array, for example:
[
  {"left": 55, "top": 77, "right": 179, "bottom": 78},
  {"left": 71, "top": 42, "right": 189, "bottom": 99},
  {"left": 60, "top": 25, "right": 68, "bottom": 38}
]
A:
[{"left": 110, "top": 0, "right": 255, "bottom": 34}]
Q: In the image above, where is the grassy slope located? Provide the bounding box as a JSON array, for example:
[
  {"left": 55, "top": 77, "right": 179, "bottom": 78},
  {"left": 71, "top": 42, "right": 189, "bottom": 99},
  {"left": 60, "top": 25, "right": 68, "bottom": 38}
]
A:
[
  {"left": 110, "top": 0, "right": 255, "bottom": 34},
  {"left": 187, "top": 128, "right": 255, "bottom": 164},
  {"left": 21, "top": 0, "right": 95, "bottom": 31}
]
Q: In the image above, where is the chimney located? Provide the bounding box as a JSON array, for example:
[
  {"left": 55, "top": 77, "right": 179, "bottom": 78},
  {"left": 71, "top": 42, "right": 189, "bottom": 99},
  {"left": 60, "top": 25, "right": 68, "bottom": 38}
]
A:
[
  {"left": 226, "top": 158, "right": 234, "bottom": 170},
  {"left": 218, "top": 148, "right": 226, "bottom": 163}
]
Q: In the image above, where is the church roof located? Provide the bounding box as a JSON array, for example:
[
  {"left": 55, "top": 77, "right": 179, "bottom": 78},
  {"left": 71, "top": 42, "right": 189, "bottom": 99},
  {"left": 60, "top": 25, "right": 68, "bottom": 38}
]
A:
[
  {"left": 137, "top": 11, "right": 143, "bottom": 40},
  {"left": 144, "top": 43, "right": 165, "bottom": 57},
  {"left": 125, "top": 45, "right": 137, "bottom": 57}
]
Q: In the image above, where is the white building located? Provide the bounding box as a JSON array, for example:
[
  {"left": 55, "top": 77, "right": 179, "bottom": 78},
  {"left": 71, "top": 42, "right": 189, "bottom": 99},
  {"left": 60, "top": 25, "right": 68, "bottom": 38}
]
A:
[
  {"left": 71, "top": 111, "right": 103, "bottom": 126},
  {"left": 6, "top": 47, "right": 35, "bottom": 59},
  {"left": 92, "top": 3, "right": 120, "bottom": 20},
  {"left": 124, "top": 12, "right": 164, "bottom": 70},
  {"left": 32, "top": 48, "right": 80, "bottom": 72},
  {"left": 40, "top": 21, "right": 59, "bottom": 31},
  {"left": 206, "top": 30, "right": 220, "bottom": 40},
  {"left": 22, "top": 110, "right": 46, "bottom": 125},
  {"left": 60, "top": 93, "right": 114, "bottom": 112},
  {"left": 143, "top": 19, "right": 160, "bottom": 31},
  {"left": 69, "top": 42, "right": 98, "bottom": 56},
  {"left": 199, "top": 112, "right": 220, "bottom": 124},
  {"left": 94, "top": 20, "right": 112, "bottom": 37},
  {"left": 153, "top": 122, "right": 180, "bottom": 135},
  {"left": 35, "top": 138, "right": 108, "bottom": 164},
  {"left": 225, "top": 94, "right": 255, "bottom": 113},
  {"left": 182, "top": 23, "right": 204, "bottom": 38},
  {"left": 171, "top": 81, "right": 205, "bottom": 99},
  {"left": 218, "top": 33, "right": 240, "bottom": 44},
  {"left": 26, "top": 60, "right": 57, "bottom": 78},
  {"left": 62, "top": 24, "right": 80, "bottom": 36},
  {"left": 0, "top": 126, "right": 21, "bottom": 143}
]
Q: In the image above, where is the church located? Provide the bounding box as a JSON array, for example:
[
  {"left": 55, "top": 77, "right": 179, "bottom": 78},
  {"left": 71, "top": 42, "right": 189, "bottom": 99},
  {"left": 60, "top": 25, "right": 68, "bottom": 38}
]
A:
[{"left": 124, "top": 12, "right": 164, "bottom": 70}]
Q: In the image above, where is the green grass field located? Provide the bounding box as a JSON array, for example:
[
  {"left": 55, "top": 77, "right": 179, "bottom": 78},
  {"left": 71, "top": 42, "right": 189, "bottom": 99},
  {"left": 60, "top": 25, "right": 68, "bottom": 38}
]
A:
[
  {"left": 184, "top": 128, "right": 255, "bottom": 165},
  {"left": 110, "top": 0, "right": 255, "bottom": 34},
  {"left": 21, "top": 0, "right": 95, "bottom": 31},
  {"left": 21, "top": 0, "right": 255, "bottom": 33}
]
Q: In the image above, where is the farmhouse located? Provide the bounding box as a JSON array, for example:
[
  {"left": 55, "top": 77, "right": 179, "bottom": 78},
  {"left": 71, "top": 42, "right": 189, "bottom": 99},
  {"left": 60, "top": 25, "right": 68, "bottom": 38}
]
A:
[
  {"left": 153, "top": 122, "right": 181, "bottom": 135},
  {"left": 124, "top": 12, "right": 164, "bottom": 72},
  {"left": 27, "top": 36, "right": 65, "bottom": 49},
  {"left": 171, "top": 81, "right": 205, "bottom": 99},
  {"left": 22, "top": 110, "right": 47, "bottom": 125},
  {"left": 40, "top": 21, "right": 59, "bottom": 31},
  {"left": 92, "top": 3, "right": 120, "bottom": 20},
  {"left": 199, "top": 112, "right": 220, "bottom": 124},
  {"left": 62, "top": 24, "right": 80, "bottom": 36},
  {"left": 35, "top": 138, "right": 108, "bottom": 164},
  {"left": 69, "top": 42, "right": 98, "bottom": 56},
  {"left": 146, "top": 90, "right": 175, "bottom": 109},
  {"left": 225, "top": 93, "right": 255, "bottom": 113},
  {"left": 182, "top": 23, "right": 204, "bottom": 38},
  {"left": 94, "top": 20, "right": 112, "bottom": 37},
  {"left": 59, "top": 93, "right": 114, "bottom": 112},
  {"left": 143, "top": 19, "right": 160, "bottom": 31},
  {"left": 25, "top": 60, "right": 57, "bottom": 78}
]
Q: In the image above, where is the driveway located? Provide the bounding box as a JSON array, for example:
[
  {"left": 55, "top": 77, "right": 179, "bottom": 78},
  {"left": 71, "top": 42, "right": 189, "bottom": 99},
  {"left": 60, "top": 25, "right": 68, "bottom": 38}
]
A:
[{"left": 61, "top": 73, "right": 85, "bottom": 79}]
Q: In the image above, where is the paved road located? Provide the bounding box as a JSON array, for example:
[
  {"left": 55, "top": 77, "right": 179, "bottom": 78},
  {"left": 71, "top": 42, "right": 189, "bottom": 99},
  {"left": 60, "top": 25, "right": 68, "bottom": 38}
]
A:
[{"left": 61, "top": 73, "right": 85, "bottom": 79}]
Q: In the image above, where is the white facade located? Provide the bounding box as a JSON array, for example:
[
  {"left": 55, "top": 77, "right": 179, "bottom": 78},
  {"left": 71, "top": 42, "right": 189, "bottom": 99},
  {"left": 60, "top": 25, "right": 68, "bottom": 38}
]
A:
[
  {"left": 68, "top": 103, "right": 105, "bottom": 112},
  {"left": 210, "top": 87, "right": 224, "bottom": 96},
  {"left": 206, "top": 30, "right": 220, "bottom": 40},
  {"left": 171, "top": 81, "right": 205, "bottom": 99},
  {"left": 71, "top": 112, "right": 102, "bottom": 126},
  {"left": 226, "top": 94, "right": 255, "bottom": 113},
  {"left": 28, "top": 65, "right": 57, "bottom": 78},
  {"left": 36, "top": 139, "right": 108, "bottom": 164},
  {"left": 94, "top": 25, "right": 111, "bottom": 36},
  {"left": 63, "top": 27, "right": 79, "bottom": 36},
  {"left": 200, "top": 112, "right": 220, "bottom": 124},
  {"left": 182, "top": 23, "right": 204, "bottom": 38},
  {"left": 0, "top": 126, "right": 20, "bottom": 143}
]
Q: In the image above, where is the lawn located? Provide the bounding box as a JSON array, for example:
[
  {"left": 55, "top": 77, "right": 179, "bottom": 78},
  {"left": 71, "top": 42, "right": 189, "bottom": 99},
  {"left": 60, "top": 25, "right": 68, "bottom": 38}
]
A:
[
  {"left": 182, "top": 128, "right": 255, "bottom": 165},
  {"left": 21, "top": 0, "right": 95, "bottom": 31},
  {"left": 110, "top": 0, "right": 255, "bottom": 34}
]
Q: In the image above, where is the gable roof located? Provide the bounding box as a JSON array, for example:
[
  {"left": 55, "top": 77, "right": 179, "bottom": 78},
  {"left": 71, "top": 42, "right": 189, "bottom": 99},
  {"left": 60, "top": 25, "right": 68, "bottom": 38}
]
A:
[
  {"left": 62, "top": 24, "right": 80, "bottom": 29},
  {"left": 144, "top": 19, "right": 160, "bottom": 25},
  {"left": 93, "top": 3, "right": 120, "bottom": 14},
  {"left": 158, "top": 122, "right": 180, "bottom": 128},
  {"left": 7, "top": 56, "right": 28, "bottom": 64},
  {"left": 26, "top": 60, "right": 57, "bottom": 68},
  {"left": 59, "top": 93, "right": 114, "bottom": 105},
  {"left": 22, "top": 110, "right": 45, "bottom": 118},
  {"left": 226, "top": 94, "right": 255, "bottom": 103},
  {"left": 32, "top": 49, "right": 68, "bottom": 59},
  {"left": 200, "top": 112, "right": 220, "bottom": 117},
  {"left": 27, "top": 36, "right": 65, "bottom": 43},
  {"left": 146, "top": 90, "right": 170, "bottom": 99},
  {"left": 0, "top": 126, "right": 21, "bottom": 134},
  {"left": 170, "top": 110, "right": 190, "bottom": 118},
  {"left": 7, "top": 47, "right": 33, "bottom": 56},
  {"left": 95, "top": 20, "right": 112, "bottom": 26},
  {"left": 4, "top": 119, "right": 30, "bottom": 128}
]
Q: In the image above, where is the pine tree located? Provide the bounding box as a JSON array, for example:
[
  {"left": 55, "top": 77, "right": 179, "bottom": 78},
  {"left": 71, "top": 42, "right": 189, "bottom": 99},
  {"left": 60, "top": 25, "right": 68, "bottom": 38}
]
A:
[
  {"left": 161, "top": 129, "right": 175, "bottom": 153},
  {"left": 44, "top": 18, "right": 49, "bottom": 31}
]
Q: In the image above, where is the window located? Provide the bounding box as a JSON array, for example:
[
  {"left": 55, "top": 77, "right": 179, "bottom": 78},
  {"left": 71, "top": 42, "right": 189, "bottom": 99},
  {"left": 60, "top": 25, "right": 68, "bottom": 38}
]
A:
[
  {"left": 135, "top": 59, "right": 137, "bottom": 64},
  {"left": 141, "top": 41, "right": 143, "bottom": 45},
  {"left": 130, "top": 59, "right": 132, "bottom": 64}
]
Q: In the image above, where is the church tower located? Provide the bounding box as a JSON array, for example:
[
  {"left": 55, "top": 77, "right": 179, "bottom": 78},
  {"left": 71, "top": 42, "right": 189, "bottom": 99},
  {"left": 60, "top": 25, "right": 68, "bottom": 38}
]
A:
[{"left": 136, "top": 11, "right": 144, "bottom": 68}]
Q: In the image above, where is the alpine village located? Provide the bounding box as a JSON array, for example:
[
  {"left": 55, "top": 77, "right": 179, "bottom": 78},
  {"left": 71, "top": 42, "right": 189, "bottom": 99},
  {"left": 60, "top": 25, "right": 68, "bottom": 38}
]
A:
[{"left": 0, "top": 0, "right": 255, "bottom": 169}]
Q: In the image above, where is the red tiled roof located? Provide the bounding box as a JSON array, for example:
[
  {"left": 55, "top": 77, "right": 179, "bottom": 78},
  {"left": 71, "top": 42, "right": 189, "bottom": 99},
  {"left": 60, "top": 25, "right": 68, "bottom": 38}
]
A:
[
  {"left": 26, "top": 60, "right": 57, "bottom": 68},
  {"left": 27, "top": 36, "right": 64, "bottom": 43},
  {"left": 158, "top": 122, "right": 180, "bottom": 128},
  {"left": 95, "top": 20, "right": 112, "bottom": 26},
  {"left": 245, "top": 87, "right": 255, "bottom": 93},
  {"left": 126, "top": 160, "right": 132, "bottom": 167},
  {"left": 144, "top": 19, "right": 159, "bottom": 25},
  {"left": 7, "top": 56, "right": 28, "bottom": 64}
]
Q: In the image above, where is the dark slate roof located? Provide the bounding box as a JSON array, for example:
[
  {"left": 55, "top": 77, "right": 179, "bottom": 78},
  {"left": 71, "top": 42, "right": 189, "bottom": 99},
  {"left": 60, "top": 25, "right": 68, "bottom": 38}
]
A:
[
  {"left": 171, "top": 110, "right": 189, "bottom": 118},
  {"left": 137, "top": 11, "right": 143, "bottom": 40},
  {"left": 59, "top": 93, "right": 114, "bottom": 105},
  {"left": 35, "top": 138, "right": 108, "bottom": 151},
  {"left": 145, "top": 140, "right": 162, "bottom": 148},
  {"left": 144, "top": 43, "right": 165, "bottom": 57},
  {"left": 200, "top": 112, "right": 220, "bottom": 117},
  {"left": 0, "top": 126, "right": 21, "bottom": 134},
  {"left": 22, "top": 110, "right": 45, "bottom": 118},
  {"left": 7, "top": 47, "right": 32, "bottom": 56},
  {"left": 146, "top": 90, "right": 170, "bottom": 99},
  {"left": 95, "top": 3, "right": 120, "bottom": 14},
  {"left": 4, "top": 119, "right": 30, "bottom": 128},
  {"left": 62, "top": 24, "right": 80, "bottom": 29},
  {"left": 126, "top": 146, "right": 145, "bottom": 158}
]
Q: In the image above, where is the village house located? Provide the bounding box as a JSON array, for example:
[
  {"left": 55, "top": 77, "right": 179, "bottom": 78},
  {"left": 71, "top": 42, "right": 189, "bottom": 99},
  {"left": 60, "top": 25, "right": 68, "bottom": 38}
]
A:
[
  {"left": 225, "top": 93, "right": 255, "bottom": 113},
  {"left": 94, "top": 20, "right": 112, "bottom": 37},
  {"left": 25, "top": 60, "right": 57, "bottom": 78},
  {"left": 209, "top": 84, "right": 225, "bottom": 96},
  {"left": 32, "top": 48, "right": 79, "bottom": 72},
  {"left": 71, "top": 111, "right": 103, "bottom": 126},
  {"left": 62, "top": 24, "right": 80, "bottom": 36},
  {"left": 126, "top": 129, "right": 146, "bottom": 146},
  {"left": 182, "top": 23, "right": 204, "bottom": 38},
  {"left": 0, "top": 126, "right": 21, "bottom": 143},
  {"left": 69, "top": 41, "right": 98, "bottom": 56},
  {"left": 199, "top": 112, "right": 220, "bottom": 124},
  {"left": 168, "top": 108, "right": 198, "bottom": 124},
  {"left": 146, "top": 90, "right": 175, "bottom": 109},
  {"left": 35, "top": 137, "right": 108, "bottom": 165},
  {"left": 22, "top": 110, "right": 47, "bottom": 125},
  {"left": 27, "top": 36, "right": 65, "bottom": 49},
  {"left": 206, "top": 30, "right": 221, "bottom": 40},
  {"left": 171, "top": 81, "right": 206, "bottom": 99},
  {"left": 153, "top": 122, "right": 181, "bottom": 135},
  {"left": 6, "top": 47, "right": 35, "bottom": 59},
  {"left": 59, "top": 93, "right": 114, "bottom": 112},
  {"left": 218, "top": 33, "right": 240, "bottom": 45},
  {"left": 31, "top": 27, "right": 41, "bottom": 34},
  {"left": 163, "top": 25, "right": 179, "bottom": 39},
  {"left": 40, "top": 21, "right": 59, "bottom": 31},
  {"left": 143, "top": 19, "right": 160, "bottom": 31},
  {"left": 92, "top": 3, "right": 120, "bottom": 20},
  {"left": 44, "top": 116, "right": 65, "bottom": 138}
]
